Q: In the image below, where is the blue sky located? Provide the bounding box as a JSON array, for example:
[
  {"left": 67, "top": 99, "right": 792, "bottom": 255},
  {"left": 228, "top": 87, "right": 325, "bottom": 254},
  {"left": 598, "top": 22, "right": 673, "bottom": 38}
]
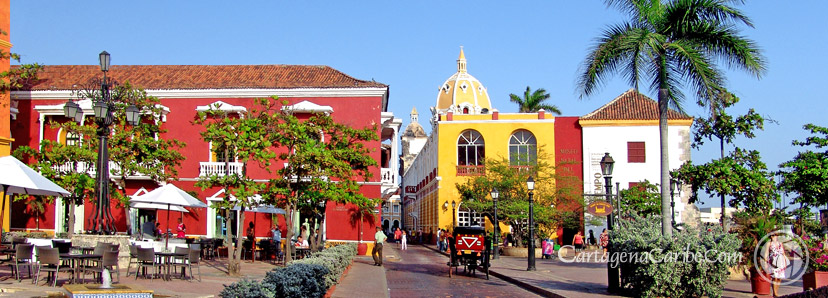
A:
[{"left": 10, "top": 1, "right": 827, "bottom": 208}]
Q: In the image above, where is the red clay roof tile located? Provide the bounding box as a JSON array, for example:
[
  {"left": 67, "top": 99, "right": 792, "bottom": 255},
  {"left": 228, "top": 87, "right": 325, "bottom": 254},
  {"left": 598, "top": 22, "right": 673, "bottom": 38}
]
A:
[
  {"left": 14, "top": 65, "right": 387, "bottom": 91},
  {"left": 580, "top": 89, "right": 692, "bottom": 120}
]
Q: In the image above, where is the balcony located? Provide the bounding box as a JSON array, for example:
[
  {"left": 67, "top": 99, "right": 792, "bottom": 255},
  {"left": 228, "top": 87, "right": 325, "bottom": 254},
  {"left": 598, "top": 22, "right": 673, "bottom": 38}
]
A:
[
  {"left": 199, "top": 162, "right": 243, "bottom": 177},
  {"left": 381, "top": 168, "right": 395, "bottom": 184},
  {"left": 456, "top": 165, "right": 485, "bottom": 176},
  {"left": 52, "top": 161, "right": 153, "bottom": 179}
]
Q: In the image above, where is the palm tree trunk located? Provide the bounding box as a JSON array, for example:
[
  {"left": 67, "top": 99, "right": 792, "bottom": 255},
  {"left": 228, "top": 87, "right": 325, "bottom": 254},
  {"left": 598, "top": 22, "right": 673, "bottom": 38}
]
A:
[
  {"left": 720, "top": 139, "right": 727, "bottom": 230},
  {"left": 658, "top": 87, "right": 672, "bottom": 237}
]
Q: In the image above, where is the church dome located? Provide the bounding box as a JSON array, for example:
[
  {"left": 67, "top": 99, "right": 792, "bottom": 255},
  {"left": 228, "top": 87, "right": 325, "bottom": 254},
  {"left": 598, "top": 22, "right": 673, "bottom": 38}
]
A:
[{"left": 434, "top": 48, "right": 492, "bottom": 115}]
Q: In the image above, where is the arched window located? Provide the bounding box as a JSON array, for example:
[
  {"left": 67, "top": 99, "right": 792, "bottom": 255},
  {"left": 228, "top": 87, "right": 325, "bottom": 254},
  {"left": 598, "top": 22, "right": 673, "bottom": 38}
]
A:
[
  {"left": 457, "top": 130, "right": 485, "bottom": 176},
  {"left": 509, "top": 130, "right": 537, "bottom": 166},
  {"left": 457, "top": 130, "right": 484, "bottom": 166}
]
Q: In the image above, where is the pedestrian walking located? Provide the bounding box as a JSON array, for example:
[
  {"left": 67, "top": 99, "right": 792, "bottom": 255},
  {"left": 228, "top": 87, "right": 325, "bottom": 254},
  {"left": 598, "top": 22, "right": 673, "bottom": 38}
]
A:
[
  {"left": 401, "top": 230, "right": 408, "bottom": 250},
  {"left": 573, "top": 231, "right": 584, "bottom": 255},
  {"left": 373, "top": 226, "right": 387, "bottom": 266},
  {"left": 394, "top": 227, "right": 402, "bottom": 247},
  {"left": 600, "top": 229, "right": 609, "bottom": 256}
]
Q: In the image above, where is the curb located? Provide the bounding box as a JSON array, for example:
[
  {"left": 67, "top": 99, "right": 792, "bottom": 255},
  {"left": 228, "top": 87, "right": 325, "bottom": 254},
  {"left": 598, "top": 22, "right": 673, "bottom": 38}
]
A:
[{"left": 419, "top": 244, "right": 564, "bottom": 298}]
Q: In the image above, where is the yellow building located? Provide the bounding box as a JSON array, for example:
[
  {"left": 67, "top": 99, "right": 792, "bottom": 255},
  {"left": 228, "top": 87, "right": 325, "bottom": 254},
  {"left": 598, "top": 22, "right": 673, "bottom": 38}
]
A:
[{"left": 401, "top": 48, "right": 556, "bottom": 237}]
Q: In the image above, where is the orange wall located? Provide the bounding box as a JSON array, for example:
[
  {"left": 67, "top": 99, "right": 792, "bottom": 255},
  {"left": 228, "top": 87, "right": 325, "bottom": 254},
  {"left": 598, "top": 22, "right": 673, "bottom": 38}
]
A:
[{"left": 1, "top": 0, "right": 11, "bottom": 139}]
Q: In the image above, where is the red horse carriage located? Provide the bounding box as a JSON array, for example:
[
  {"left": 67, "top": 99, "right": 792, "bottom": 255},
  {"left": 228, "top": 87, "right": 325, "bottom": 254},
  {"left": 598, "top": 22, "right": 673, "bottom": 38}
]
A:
[{"left": 448, "top": 226, "right": 490, "bottom": 279}]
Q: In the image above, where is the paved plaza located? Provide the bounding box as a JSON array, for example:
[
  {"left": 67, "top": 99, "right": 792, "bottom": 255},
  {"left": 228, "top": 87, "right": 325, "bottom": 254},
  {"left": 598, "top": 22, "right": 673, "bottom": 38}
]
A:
[{"left": 0, "top": 243, "right": 812, "bottom": 297}]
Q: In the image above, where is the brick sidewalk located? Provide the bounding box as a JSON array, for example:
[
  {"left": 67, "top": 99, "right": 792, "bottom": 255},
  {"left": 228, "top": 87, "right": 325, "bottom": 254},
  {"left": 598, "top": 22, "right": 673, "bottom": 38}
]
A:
[
  {"left": 0, "top": 257, "right": 282, "bottom": 297},
  {"left": 423, "top": 244, "right": 805, "bottom": 298}
]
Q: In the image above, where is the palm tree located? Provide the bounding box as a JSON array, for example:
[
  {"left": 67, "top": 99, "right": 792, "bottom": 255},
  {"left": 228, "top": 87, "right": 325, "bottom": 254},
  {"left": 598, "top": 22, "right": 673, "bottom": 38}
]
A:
[
  {"left": 577, "top": 0, "right": 765, "bottom": 236},
  {"left": 509, "top": 86, "right": 562, "bottom": 114}
]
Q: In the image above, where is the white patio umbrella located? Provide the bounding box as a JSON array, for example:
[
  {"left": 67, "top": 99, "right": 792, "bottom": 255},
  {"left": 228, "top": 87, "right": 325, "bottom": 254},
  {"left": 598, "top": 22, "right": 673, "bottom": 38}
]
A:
[
  {"left": 0, "top": 156, "right": 71, "bottom": 232},
  {"left": 130, "top": 183, "right": 207, "bottom": 250},
  {"left": 131, "top": 202, "right": 189, "bottom": 213}
]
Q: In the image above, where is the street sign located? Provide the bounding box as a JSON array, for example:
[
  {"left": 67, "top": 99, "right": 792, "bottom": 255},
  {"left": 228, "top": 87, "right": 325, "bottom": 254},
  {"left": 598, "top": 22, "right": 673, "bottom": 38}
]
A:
[{"left": 587, "top": 200, "right": 613, "bottom": 217}]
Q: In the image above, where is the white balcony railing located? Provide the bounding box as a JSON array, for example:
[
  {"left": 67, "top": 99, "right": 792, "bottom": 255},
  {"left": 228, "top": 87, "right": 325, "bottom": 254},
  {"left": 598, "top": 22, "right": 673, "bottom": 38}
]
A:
[
  {"left": 381, "top": 168, "right": 394, "bottom": 185},
  {"left": 199, "top": 162, "right": 244, "bottom": 177},
  {"left": 52, "top": 161, "right": 153, "bottom": 179}
]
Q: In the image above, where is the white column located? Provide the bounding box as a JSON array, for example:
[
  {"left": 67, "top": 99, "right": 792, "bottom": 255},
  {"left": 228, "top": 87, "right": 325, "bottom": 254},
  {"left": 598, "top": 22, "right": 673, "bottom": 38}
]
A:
[{"left": 391, "top": 126, "right": 399, "bottom": 184}]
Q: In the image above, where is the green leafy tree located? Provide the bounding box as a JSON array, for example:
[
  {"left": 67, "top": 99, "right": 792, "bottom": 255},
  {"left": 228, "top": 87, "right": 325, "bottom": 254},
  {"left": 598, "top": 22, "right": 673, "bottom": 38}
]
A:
[
  {"left": 578, "top": 0, "right": 766, "bottom": 236},
  {"left": 195, "top": 98, "right": 277, "bottom": 276},
  {"left": 689, "top": 91, "right": 766, "bottom": 228},
  {"left": 778, "top": 124, "right": 828, "bottom": 208},
  {"left": 509, "top": 86, "right": 561, "bottom": 114},
  {"left": 619, "top": 180, "right": 661, "bottom": 216},
  {"left": 264, "top": 100, "right": 379, "bottom": 262},
  {"left": 673, "top": 148, "right": 778, "bottom": 215},
  {"left": 14, "top": 82, "right": 185, "bottom": 236},
  {"left": 13, "top": 120, "right": 96, "bottom": 237},
  {"left": 456, "top": 149, "right": 581, "bottom": 247}
]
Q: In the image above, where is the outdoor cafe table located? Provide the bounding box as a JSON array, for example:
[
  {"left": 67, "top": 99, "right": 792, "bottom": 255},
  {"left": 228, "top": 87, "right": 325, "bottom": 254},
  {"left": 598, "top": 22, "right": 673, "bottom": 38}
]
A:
[
  {"left": 60, "top": 253, "right": 102, "bottom": 283},
  {"left": 295, "top": 247, "right": 310, "bottom": 259},
  {"left": 154, "top": 251, "right": 187, "bottom": 281}
]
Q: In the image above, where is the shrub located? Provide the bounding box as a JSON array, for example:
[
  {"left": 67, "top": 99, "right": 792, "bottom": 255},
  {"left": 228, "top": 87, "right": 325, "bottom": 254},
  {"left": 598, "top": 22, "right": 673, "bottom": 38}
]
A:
[
  {"left": 611, "top": 214, "right": 740, "bottom": 298},
  {"left": 221, "top": 243, "right": 356, "bottom": 298},
  {"left": 263, "top": 264, "right": 329, "bottom": 298},
  {"left": 219, "top": 279, "right": 275, "bottom": 298}
]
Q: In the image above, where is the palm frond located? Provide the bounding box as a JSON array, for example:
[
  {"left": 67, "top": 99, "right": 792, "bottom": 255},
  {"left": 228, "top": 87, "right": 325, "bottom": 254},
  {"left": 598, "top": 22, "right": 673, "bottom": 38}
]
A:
[
  {"left": 685, "top": 23, "right": 766, "bottom": 78},
  {"left": 578, "top": 22, "right": 645, "bottom": 98},
  {"left": 667, "top": 39, "right": 724, "bottom": 109}
]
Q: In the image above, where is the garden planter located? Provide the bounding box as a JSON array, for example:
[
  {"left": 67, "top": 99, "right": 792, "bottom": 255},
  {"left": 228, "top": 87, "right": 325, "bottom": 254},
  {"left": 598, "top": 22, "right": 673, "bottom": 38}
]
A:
[
  {"left": 324, "top": 285, "right": 336, "bottom": 298},
  {"left": 749, "top": 267, "right": 771, "bottom": 295},
  {"left": 501, "top": 247, "right": 541, "bottom": 258},
  {"left": 357, "top": 243, "right": 368, "bottom": 255},
  {"left": 803, "top": 271, "right": 828, "bottom": 291}
]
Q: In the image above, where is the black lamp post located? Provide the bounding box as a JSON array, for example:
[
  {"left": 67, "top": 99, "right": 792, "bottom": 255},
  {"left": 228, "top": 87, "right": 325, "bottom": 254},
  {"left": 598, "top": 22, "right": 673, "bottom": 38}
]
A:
[
  {"left": 451, "top": 201, "right": 456, "bottom": 228},
  {"left": 600, "top": 153, "right": 619, "bottom": 293},
  {"left": 491, "top": 187, "right": 499, "bottom": 260},
  {"left": 63, "top": 51, "right": 140, "bottom": 234},
  {"left": 526, "top": 176, "right": 536, "bottom": 271},
  {"left": 670, "top": 178, "right": 681, "bottom": 228}
]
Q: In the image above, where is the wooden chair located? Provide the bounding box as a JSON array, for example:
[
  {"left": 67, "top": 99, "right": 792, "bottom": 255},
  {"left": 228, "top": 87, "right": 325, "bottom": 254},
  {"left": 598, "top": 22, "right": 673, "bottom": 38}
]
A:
[
  {"left": 135, "top": 247, "right": 159, "bottom": 280},
  {"left": 34, "top": 246, "right": 72, "bottom": 287},
  {"left": 12, "top": 243, "right": 34, "bottom": 282}
]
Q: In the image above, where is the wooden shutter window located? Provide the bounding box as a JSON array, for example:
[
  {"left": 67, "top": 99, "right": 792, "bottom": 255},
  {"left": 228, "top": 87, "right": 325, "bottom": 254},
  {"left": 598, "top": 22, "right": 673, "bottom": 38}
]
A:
[{"left": 627, "top": 142, "right": 646, "bottom": 163}]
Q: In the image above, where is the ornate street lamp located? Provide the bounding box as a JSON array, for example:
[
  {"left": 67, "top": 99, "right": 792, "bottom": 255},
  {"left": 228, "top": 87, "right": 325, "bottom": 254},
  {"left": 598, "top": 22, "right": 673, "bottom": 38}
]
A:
[
  {"left": 526, "top": 176, "right": 536, "bottom": 271},
  {"left": 670, "top": 178, "right": 681, "bottom": 228},
  {"left": 63, "top": 51, "right": 140, "bottom": 234},
  {"left": 451, "top": 200, "right": 456, "bottom": 228},
  {"left": 600, "top": 152, "right": 619, "bottom": 293},
  {"left": 491, "top": 187, "right": 499, "bottom": 260}
]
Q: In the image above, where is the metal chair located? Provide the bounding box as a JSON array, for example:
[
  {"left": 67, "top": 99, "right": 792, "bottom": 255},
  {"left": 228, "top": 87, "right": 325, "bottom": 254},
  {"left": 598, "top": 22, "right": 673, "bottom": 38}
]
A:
[
  {"left": 172, "top": 246, "right": 189, "bottom": 276},
  {"left": 12, "top": 243, "right": 34, "bottom": 282},
  {"left": 83, "top": 250, "right": 120, "bottom": 283},
  {"left": 135, "top": 247, "right": 159, "bottom": 280},
  {"left": 34, "top": 246, "right": 71, "bottom": 287},
  {"left": 126, "top": 245, "right": 139, "bottom": 277},
  {"left": 170, "top": 248, "right": 201, "bottom": 282}
]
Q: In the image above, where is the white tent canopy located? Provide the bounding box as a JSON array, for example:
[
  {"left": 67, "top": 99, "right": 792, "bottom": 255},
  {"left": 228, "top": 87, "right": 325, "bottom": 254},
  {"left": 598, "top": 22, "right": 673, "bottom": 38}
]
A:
[
  {"left": 130, "top": 184, "right": 207, "bottom": 208},
  {"left": 131, "top": 202, "right": 188, "bottom": 213}
]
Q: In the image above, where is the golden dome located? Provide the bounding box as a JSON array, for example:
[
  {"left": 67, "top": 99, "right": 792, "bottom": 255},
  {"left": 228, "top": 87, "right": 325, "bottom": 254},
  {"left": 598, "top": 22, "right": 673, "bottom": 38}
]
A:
[{"left": 434, "top": 47, "right": 492, "bottom": 115}]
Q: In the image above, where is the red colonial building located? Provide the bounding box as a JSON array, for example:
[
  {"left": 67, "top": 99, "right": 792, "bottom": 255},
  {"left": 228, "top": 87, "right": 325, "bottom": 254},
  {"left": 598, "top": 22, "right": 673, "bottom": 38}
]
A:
[{"left": 9, "top": 64, "right": 401, "bottom": 245}]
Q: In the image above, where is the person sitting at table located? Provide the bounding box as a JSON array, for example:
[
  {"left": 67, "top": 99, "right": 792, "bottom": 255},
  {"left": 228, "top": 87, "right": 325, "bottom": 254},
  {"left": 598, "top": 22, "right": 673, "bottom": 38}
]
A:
[
  {"left": 176, "top": 218, "right": 187, "bottom": 239},
  {"left": 156, "top": 223, "right": 163, "bottom": 239},
  {"left": 294, "top": 235, "right": 308, "bottom": 248},
  {"left": 141, "top": 219, "right": 155, "bottom": 240},
  {"left": 246, "top": 222, "right": 255, "bottom": 242}
]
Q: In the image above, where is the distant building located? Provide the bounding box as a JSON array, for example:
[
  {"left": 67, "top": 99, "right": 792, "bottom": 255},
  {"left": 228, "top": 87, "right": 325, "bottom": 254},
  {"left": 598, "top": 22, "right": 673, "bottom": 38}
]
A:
[
  {"left": 580, "top": 89, "right": 697, "bottom": 229},
  {"left": 698, "top": 207, "right": 740, "bottom": 225},
  {"left": 401, "top": 48, "right": 573, "bottom": 238}
]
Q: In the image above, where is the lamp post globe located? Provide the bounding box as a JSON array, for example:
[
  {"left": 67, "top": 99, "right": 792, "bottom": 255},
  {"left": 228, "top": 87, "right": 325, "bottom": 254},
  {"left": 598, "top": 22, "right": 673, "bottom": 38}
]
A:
[
  {"left": 491, "top": 187, "right": 499, "bottom": 259},
  {"left": 527, "top": 176, "right": 536, "bottom": 271}
]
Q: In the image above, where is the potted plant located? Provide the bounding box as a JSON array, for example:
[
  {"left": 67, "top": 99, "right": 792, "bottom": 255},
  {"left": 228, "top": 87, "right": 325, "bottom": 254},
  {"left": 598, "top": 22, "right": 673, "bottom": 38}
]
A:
[
  {"left": 803, "top": 235, "right": 828, "bottom": 290},
  {"left": 732, "top": 211, "right": 778, "bottom": 296}
]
